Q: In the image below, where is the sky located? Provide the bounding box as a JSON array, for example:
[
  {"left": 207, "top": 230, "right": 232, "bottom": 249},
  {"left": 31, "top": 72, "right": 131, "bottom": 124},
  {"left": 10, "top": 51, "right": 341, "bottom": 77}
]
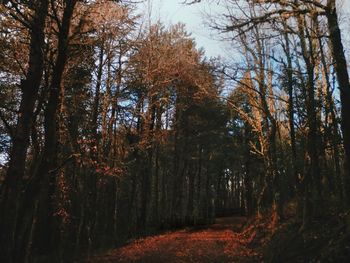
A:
[
  {"left": 139, "top": 0, "right": 228, "bottom": 58},
  {"left": 139, "top": 0, "right": 350, "bottom": 59}
]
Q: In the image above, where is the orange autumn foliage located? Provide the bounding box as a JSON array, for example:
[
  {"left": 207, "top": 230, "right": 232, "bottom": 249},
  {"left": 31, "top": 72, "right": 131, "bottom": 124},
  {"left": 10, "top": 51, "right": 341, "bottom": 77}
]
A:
[{"left": 86, "top": 217, "right": 262, "bottom": 263}]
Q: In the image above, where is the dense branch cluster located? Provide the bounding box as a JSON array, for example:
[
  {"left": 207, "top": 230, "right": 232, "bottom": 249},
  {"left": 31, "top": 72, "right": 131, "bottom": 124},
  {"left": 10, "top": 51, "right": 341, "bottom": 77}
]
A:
[
  {"left": 0, "top": 1, "right": 231, "bottom": 262},
  {"left": 215, "top": 0, "right": 350, "bottom": 230}
]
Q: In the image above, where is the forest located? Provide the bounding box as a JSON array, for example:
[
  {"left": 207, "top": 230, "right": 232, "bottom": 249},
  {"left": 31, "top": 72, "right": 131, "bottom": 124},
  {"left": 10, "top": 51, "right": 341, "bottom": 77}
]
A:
[{"left": 0, "top": 0, "right": 350, "bottom": 262}]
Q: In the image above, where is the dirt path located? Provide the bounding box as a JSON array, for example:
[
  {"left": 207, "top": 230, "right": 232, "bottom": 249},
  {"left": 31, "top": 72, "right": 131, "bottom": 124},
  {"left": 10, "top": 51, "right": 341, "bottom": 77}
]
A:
[{"left": 86, "top": 217, "right": 261, "bottom": 263}]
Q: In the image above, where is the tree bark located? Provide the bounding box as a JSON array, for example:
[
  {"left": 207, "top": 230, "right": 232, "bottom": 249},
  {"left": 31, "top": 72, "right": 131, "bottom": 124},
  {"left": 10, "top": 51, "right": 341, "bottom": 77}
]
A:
[
  {"left": 0, "top": 1, "right": 49, "bottom": 262},
  {"left": 326, "top": 0, "right": 350, "bottom": 205},
  {"left": 282, "top": 26, "right": 298, "bottom": 196},
  {"left": 30, "top": 0, "right": 77, "bottom": 257},
  {"left": 296, "top": 14, "right": 320, "bottom": 230}
]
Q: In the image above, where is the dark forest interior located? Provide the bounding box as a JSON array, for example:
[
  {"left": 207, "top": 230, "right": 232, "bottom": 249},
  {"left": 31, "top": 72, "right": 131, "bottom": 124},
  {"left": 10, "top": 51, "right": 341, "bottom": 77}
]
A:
[{"left": 1, "top": 0, "right": 350, "bottom": 262}]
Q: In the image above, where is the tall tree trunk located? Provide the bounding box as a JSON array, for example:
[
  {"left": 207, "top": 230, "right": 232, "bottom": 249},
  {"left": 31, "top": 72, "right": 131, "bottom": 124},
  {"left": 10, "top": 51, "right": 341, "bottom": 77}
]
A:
[
  {"left": 0, "top": 1, "right": 49, "bottom": 262},
  {"left": 297, "top": 14, "right": 320, "bottom": 231},
  {"left": 282, "top": 26, "right": 298, "bottom": 197},
  {"left": 326, "top": 0, "right": 350, "bottom": 205},
  {"left": 92, "top": 45, "right": 104, "bottom": 148},
  {"left": 316, "top": 17, "right": 341, "bottom": 196},
  {"left": 32, "top": 0, "right": 77, "bottom": 257}
]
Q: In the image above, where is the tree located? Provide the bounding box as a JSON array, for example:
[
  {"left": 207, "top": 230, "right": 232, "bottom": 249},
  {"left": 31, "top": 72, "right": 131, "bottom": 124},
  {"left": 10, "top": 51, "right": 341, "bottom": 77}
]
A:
[
  {"left": 193, "top": 0, "right": 349, "bottom": 229},
  {"left": 0, "top": 1, "right": 49, "bottom": 262}
]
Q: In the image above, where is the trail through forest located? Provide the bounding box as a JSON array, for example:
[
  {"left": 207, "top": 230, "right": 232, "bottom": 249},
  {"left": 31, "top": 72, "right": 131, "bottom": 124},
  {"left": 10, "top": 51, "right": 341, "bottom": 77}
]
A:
[
  {"left": 2, "top": 1, "right": 350, "bottom": 262},
  {"left": 86, "top": 217, "right": 261, "bottom": 263}
]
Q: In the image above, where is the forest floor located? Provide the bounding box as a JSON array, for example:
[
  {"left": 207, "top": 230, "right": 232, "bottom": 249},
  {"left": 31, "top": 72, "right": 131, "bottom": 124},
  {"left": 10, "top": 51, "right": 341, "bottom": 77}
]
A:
[
  {"left": 84, "top": 201, "right": 350, "bottom": 262},
  {"left": 85, "top": 216, "right": 262, "bottom": 263}
]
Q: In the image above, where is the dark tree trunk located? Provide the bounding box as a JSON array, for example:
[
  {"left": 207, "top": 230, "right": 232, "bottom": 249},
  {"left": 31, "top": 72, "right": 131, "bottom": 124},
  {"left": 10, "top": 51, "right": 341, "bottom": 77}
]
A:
[
  {"left": 186, "top": 163, "right": 195, "bottom": 224},
  {"left": 0, "top": 1, "right": 49, "bottom": 262},
  {"left": 316, "top": 17, "right": 341, "bottom": 196},
  {"left": 326, "top": 0, "right": 350, "bottom": 205},
  {"left": 282, "top": 26, "right": 298, "bottom": 196},
  {"left": 29, "top": 0, "right": 77, "bottom": 258},
  {"left": 297, "top": 15, "right": 320, "bottom": 230}
]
